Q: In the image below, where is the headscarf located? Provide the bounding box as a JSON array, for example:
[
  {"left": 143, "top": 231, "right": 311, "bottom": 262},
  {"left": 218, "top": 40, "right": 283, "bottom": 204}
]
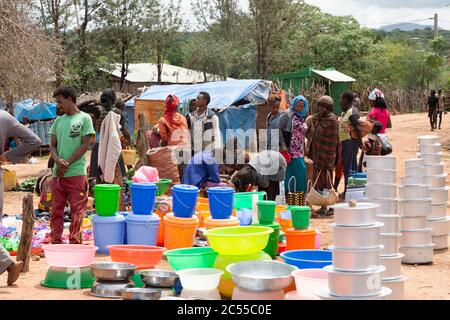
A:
[
  {"left": 290, "top": 95, "right": 309, "bottom": 118},
  {"left": 164, "top": 95, "right": 179, "bottom": 125},
  {"left": 368, "top": 89, "right": 385, "bottom": 101}
]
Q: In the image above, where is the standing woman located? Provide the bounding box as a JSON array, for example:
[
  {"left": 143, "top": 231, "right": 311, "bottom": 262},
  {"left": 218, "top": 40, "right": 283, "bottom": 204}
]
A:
[
  {"left": 158, "top": 95, "right": 189, "bottom": 147},
  {"left": 367, "top": 89, "right": 392, "bottom": 134},
  {"left": 284, "top": 96, "right": 309, "bottom": 196},
  {"left": 266, "top": 97, "right": 283, "bottom": 150}
]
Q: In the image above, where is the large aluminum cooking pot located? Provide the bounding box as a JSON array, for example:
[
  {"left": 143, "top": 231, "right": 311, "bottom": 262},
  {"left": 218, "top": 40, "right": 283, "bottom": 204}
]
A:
[
  {"left": 400, "top": 216, "right": 428, "bottom": 230},
  {"left": 418, "top": 143, "right": 441, "bottom": 154},
  {"left": 380, "top": 253, "right": 404, "bottom": 280},
  {"left": 332, "top": 202, "right": 379, "bottom": 227},
  {"left": 399, "top": 199, "right": 432, "bottom": 217},
  {"left": 368, "top": 199, "right": 398, "bottom": 215},
  {"left": 418, "top": 135, "right": 439, "bottom": 145},
  {"left": 429, "top": 187, "right": 449, "bottom": 206},
  {"left": 332, "top": 223, "right": 383, "bottom": 249},
  {"left": 430, "top": 203, "right": 448, "bottom": 220},
  {"left": 367, "top": 170, "right": 397, "bottom": 185},
  {"left": 417, "top": 153, "right": 442, "bottom": 166},
  {"left": 400, "top": 229, "right": 432, "bottom": 246},
  {"left": 399, "top": 185, "right": 430, "bottom": 201},
  {"left": 423, "top": 163, "right": 444, "bottom": 176},
  {"left": 377, "top": 215, "right": 400, "bottom": 234},
  {"left": 427, "top": 217, "right": 450, "bottom": 237},
  {"left": 433, "top": 235, "right": 449, "bottom": 250},
  {"left": 382, "top": 276, "right": 407, "bottom": 300},
  {"left": 329, "top": 245, "right": 382, "bottom": 273},
  {"left": 366, "top": 184, "right": 397, "bottom": 200},
  {"left": 380, "top": 233, "right": 401, "bottom": 256},
  {"left": 366, "top": 156, "right": 396, "bottom": 170},
  {"left": 401, "top": 176, "right": 424, "bottom": 186},
  {"left": 405, "top": 166, "right": 425, "bottom": 177},
  {"left": 400, "top": 244, "right": 434, "bottom": 265},
  {"left": 423, "top": 174, "right": 448, "bottom": 189},
  {"left": 404, "top": 158, "right": 425, "bottom": 168}
]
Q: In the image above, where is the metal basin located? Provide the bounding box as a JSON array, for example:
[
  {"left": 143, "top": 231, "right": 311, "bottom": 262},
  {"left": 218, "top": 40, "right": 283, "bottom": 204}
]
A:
[
  {"left": 427, "top": 217, "right": 450, "bottom": 237},
  {"left": 399, "top": 199, "right": 432, "bottom": 217},
  {"left": 368, "top": 199, "right": 398, "bottom": 215},
  {"left": 90, "top": 281, "right": 133, "bottom": 299},
  {"left": 380, "top": 233, "right": 401, "bottom": 256},
  {"left": 382, "top": 276, "right": 407, "bottom": 300},
  {"left": 419, "top": 143, "right": 441, "bottom": 154},
  {"left": 90, "top": 262, "right": 136, "bottom": 282},
  {"left": 423, "top": 174, "right": 448, "bottom": 189},
  {"left": 404, "top": 158, "right": 425, "bottom": 168},
  {"left": 400, "top": 229, "right": 432, "bottom": 246},
  {"left": 139, "top": 269, "right": 179, "bottom": 288},
  {"left": 380, "top": 254, "right": 404, "bottom": 280},
  {"left": 401, "top": 176, "right": 424, "bottom": 187},
  {"left": 401, "top": 216, "right": 427, "bottom": 230},
  {"left": 429, "top": 188, "right": 449, "bottom": 206},
  {"left": 423, "top": 163, "right": 444, "bottom": 176},
  {"left": 418, "top": 153, "right": 442, "bottom": 166},
  {"left": 430, "top": 203, "right": 448, "bottom": 220},
  {"left": 332, "top": 223, "right": 383, "bottom": 249},
  {"left": 366, "top": 184, "right": 397, "bottom": 200},
  {"left": 332, "top": 202, "right": 379, "bottom": 227},
  {"left": 121, "top": 288, "right": 161, "bottom": 300},
  {"left": 377, "top": 215, "right": 400, "bottom": 234},
  {"left": 399, "top": 185, "right": 429, "bottom": 201},
  {"left": 400, "top": 244, "right": 434, "bottom": 265},
  {"left": 367, "top": 170, "right": 397, "bottom": 184},
  {"left": 366, "top": 156, "right": 396, "bottom": 170},
  {"left": 226, "top": 261, "right": 297, "bottom": 292},
  {"left": 329, "top": 245, "right": 382, "bottom": 272},
  {"left": 315, "top": 287, "right": 392, "bottom": 300},
  {"left": 418, "top": 135, "right": 439, "bottom": 145}
]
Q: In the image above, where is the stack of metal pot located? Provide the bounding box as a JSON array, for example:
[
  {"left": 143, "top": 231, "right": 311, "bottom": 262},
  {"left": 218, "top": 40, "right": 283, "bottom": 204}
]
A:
[
  {"left": 316, "top": 201, "right": 392, "bottom": 300},
  {"left": 364, "top": 156, "right": 406, "bottom": 299}
]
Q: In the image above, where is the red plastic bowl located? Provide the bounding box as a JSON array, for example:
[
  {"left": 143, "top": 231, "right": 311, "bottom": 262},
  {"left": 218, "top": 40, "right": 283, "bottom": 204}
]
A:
[{"left": 108, "top": 245, "right": 166, "bottom": 269}]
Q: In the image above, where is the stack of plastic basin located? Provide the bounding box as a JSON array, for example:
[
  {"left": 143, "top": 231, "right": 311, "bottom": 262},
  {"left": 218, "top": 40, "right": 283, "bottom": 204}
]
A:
[
  {"left": 164, "top": 213, "right": 199, "bottom": 250},
  {"left": 130, "top": 183, "right": 158, "bottom": 215},
  {"left": 205, "top": 216, "right": 240, "bottom": 230},
  {"left": 92, "top": 214, "right": 126, "bottom": 254},
  {"left": 125, "top": 213, "right": 160, "bottom": 246}
]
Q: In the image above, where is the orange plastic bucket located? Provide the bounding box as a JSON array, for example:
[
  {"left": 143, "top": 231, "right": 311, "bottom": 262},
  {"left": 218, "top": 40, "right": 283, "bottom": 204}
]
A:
[
  {"left": 163, "top": 213, "right": 199, "bottom": 250},
  {"left": 196, "top": 197, "right": 210, "bottom": 211},
  {"left": 285, "top": 228, "right": 317, "bottom": 251},
  {"left": 205, "top": 216, "right": 240, "bottom": 230},
  {"left": 198, "top": 211, "right": 210, "bottom": 228},
  {"left": 155, "top": 202, "right": 171, "bottom": 246}
]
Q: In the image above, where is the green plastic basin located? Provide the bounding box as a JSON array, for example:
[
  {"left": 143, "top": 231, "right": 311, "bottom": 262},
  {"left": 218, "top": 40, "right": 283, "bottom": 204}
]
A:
[
  {"left": 41, "top": 267, "right": 95, "bottom": 289},
  {"left": 163, "top": 247, "right": 218, "bottom": 271},
  {"left": 234, "top": 192, "right": 266, "bottom": 209}
]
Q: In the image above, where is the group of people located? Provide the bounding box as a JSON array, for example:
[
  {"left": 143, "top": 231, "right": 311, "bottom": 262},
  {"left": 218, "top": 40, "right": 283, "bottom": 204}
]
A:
[{"left": 426, "top": 89, "right": 446, "bottom": 131}]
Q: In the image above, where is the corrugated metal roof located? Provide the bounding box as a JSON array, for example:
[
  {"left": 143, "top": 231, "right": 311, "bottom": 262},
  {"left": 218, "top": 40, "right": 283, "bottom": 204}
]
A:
[
  {"left": 312, "top": 70, "right": 356, "bottom": 82},
  {"left": 101, "top": 63, "right": 233, "bottom": 84}
]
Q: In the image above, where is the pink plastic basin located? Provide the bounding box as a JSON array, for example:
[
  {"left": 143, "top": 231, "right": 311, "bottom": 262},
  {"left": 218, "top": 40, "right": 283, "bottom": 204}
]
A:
[
  {"left": 42, "top": 244, "right": 98, "bottom": 268},
  {"left": 292, "top": 269, "right": 328, "bottom": 299}
]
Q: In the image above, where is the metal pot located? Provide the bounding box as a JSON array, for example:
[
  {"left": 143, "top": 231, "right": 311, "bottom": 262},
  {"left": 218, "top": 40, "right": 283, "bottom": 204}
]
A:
[
  {"left": 121, "top": 288, "right": 162, "bottom": 301},
  {"left": 401, "top": 176, "right": 424, "bottom": 187},
  {"left": 423, "top": 174, "right": 448, "bottom": 189},
  {"left": 332, "top": 223, "right": 383, "bottom": 249},
  {"left": 399, "top": 185, "right": 430, "bottom": 201},
  {"left": 332, "top": 202, "right": 379, "bottom": 227},
  {"left": 90, "top": 281, "right": 134, "bottom": 299},
  {"left": 404, "top": 158, "right": 425, "bottom": 168},
  {"left": 325, "top": 265, "right": 385, "bottom": 298},
  {"left": 367, "top": 170, "right": 397, "bottom": 184},
  {"left": 380, "top": 233, "right": 401, "bottom": 256},
  {"left": 423, "top": 163, "right": 445, "bottom": 176},
  {"left": 427, "top": 217, "right": 450, "bottom": 237},
  {"left": 139, "top": 270, "right": 179, "bottom": 288},
  {"left": 430, "top": 203, "right": 448, "bottom": 220},
  {"left": 429, "top": 188, "right": 449, "bottom": 206},
  {"left": 368, "top": 199, "right": 398, "bottom": 215},
  {"left": 380, "top": 254, "right": 404, "bottom": 280},
  {"left": 400, "top": 216, "right": 428, "bottom": 230},
  {"left": 382, "top": 276, "right": 407, "bottom": 300},
  {"left": 418, "top": 143, "right": 441, "bottom": 154},
  {"left": 315, "top": 287, "right": 392, "bottom": 300},
  {"left": 432, "top": 235, "right": 449, "bottom": 250},
  {"left": 377, "top": 215, "right": 400, "bottom": 234},
  {"left": 418, "top": 135, "right": 439, "bottom": 145},
  {"left": 329, "top": 245, "right": 382, "bottom": 272},
  {"left": 366, "top": 156, "right": 396, "bottom": 170},
  {"left": 90, "top": 262, "right": 136, "bottom": 282},
  {"left": 399, "top": 199, "right": 432, "bottom": 217},
  {"left": 400, "top": 244, "right": 434, "bottom": 265},
  {"left": 400, "top": 229, "right": 432, "bottom": 246},
  {"left": 366, "top": 184, "right": 398, "bottom": 200},
  {"left": 405, "top": 166, "right": 425, "bottom": 177},
  {"left": 417, "top": 153, "right": 442, "bottom": 166}
]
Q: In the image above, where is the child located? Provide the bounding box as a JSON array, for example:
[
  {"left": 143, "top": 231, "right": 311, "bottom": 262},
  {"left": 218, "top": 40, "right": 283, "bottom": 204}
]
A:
[{"left": 358, "top": 121, "right": 382, "bottom": 171}]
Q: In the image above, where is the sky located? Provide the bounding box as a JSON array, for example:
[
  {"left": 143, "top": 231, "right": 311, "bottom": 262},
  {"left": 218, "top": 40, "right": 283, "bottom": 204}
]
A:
[{"left": 175, "top": 0, "right": 450, "bottom": 30}]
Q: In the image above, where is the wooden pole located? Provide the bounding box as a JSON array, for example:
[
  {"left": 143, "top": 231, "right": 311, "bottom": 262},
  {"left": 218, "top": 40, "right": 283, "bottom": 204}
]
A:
[
  {"left": 135, "top": 113, "right": 149, "bottom": 170},
  {"left": 16, "top": 194, "right": 35, "bottom": 273}
]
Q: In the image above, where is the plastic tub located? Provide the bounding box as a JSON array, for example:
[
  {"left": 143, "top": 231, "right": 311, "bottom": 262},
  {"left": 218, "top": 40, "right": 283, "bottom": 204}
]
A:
[
  {"left": 208, "top": 187, "right": 234, "bottom": 219},
  {"left": 42, "top": 245, "right": 98, "bottom": 268},
  {"left": 164, "top": 247, "right": 218, "bottom": 271},
  {"left": 254, "top": 223, "right": 281, "bottom": 259},
  {"left": 108, "top": 245, "right": 166, "bottom": 269},
  {"left": 164, "top": 213, "right": 199, "bottom": 250},
  {"left": 290, "top": 206, "right": 311, "bottom": 230},
  {"left": 257, "top": 201, "right": 277, "bottom": 224},
  {"left": 285, "top": 229, "right": 317, "bottom": 251},
  {"left": 126, "top": 214, "right": 160, "bottom": 246},
  {"left": 130, "top": 183, "right": 157, "bottom": 215},
  {"left": 178, "top": 268, "right": 224, "bottom": 291},
  {"left": 172, "top": 185, "right": 199, "bottom": 218},
  {"left": 94, "top": 184, "right": 121, "bottom": 216},
  {"left": 291, "top": 269, "right": 328, "bottom": 299},
  {"left": 280, "top": 250, "right": 332, "bottom": 269},
  {"left": 234, "top": 192, "right": 266, "bottom": 209},
  {"left": 92, "top": 214, "right": 125, "bottom": 254},
  {"left": 205, "top": 216, "right": 240, "bottom": 230},
  {"left": 156, "top": 179, "right": 172, "bottom": 196},
  {"left": 41, "top": 267, "right": 95, "bottom": 289}
]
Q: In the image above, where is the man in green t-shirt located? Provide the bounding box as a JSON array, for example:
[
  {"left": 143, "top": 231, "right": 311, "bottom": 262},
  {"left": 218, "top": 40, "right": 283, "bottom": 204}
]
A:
[{"left": 49, "top": 86, "right": 95, "bottom": 244}]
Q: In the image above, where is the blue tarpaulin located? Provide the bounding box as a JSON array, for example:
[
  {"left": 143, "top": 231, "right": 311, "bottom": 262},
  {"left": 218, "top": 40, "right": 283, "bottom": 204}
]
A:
[
  {"left": 13, "top": 99, "right": 57, "bottom": 122},
  {"left": 217, "top": 103, "right": 257, "bottom": 147}
]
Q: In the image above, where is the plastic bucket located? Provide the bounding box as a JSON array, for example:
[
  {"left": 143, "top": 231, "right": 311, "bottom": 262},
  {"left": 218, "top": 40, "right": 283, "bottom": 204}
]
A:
[
  {"left": 234, "top": 192, "right": 266, "bottom": 209},
  {"left": 205, "top": 217, "right": 240, "bottom": 230},
  {"left": 94, "top": 184, "right": 121, "bottom": 216},
  {"left": 131, "top": 183, "right": 158, "bottom": 215},
  {"left": 281, "top": 250, "right": 332, "bottom": 269},
  {"left": 290, "top": 206, "right": 311, "bottom": 230},
  {"left": 125, "top": 214, "right": 160, "bottom": 246},
  {"left": 156, "top": 179, "right": 172, "bottom": 196},
  {"left": 285, "top": 229, "right": 317, "bottom": 251},
  {"left": 254, "top": 223, "right": 281, "bottom": 259},
  {"left": 117, "top": 212, "right": 131, "bottom": 245},
  {"left": 208, "top": 187, "right": 235, "bottom": 219},
  {"left": 236, "top": 209, "right": 253, "bottom": 226},
  {"left": 257, "top": 201, "right": 277, "bottom": 224},
  {"left": 198, "top": 211, "right": 210, "bottom": 228},
  {"left": 172, "top": 185, "right": 199, "bottom": 218},
  {"left": 164, "top": 213, "right": 199, "bottom": 250},
  {"left": 92, "top": 214, "right": 126, "bottom": 254}
]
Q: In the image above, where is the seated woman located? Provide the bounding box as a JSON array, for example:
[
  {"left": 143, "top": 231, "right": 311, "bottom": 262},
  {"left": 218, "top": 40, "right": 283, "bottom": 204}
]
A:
[{"left": 182, "top": 150, "right": 226, "bottom": 189}]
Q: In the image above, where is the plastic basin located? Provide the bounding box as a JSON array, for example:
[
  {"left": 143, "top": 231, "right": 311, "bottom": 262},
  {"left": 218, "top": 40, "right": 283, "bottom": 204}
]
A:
[
  {"left": 163, "top": 247, "right": 219, "bottom": 271},
  {"left": 292, "top": 269, "right": 328, "bottom": 299},
  {"left": 290, "top": 206, "right": 311, "bottom": 230},
  {"left": 156, "top": 179, "right": 172, "bottom": 196},
  {"left": 42, "top": 245, "right": 98, "bottom": 268},
  {"left": 281, "top": 250, "right": 332, "bottom": 269},
  {"left": 41, "top": 267, "right": 95, "bottom": 289},
  {"left": 108, "top": 245, "right": 166, "bottom": 270},
  {"left": 94, "top": 184, "right": 121, "bottom": 216},
  {"left": 208, "top": 187, "right": 235, "bottom": 219},
  {"left": 234, "top": 192, "right": 266, "bottom": 209},
  {"left": 204, "top": 226, "right": 273, "bottom": 256},
  {"left": 178, "top": 268, "right": 224, "bottom": 291},
  {"left": 257, "top": 201, "right": 277, "bottom": 224}
]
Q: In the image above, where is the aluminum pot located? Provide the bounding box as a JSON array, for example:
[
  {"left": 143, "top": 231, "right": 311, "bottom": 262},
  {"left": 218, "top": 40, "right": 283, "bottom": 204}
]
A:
[
  {"left": 332, "top": 202, "right": 379, "bottom": 227},
  {"left": 366, "top": 156, "right": 396, "bottom": 170},
  {"left": 382, "top": 276, "right": 407, "bottom": 300},
  {"left": 400, "top": 216, "right": 428, "bottom": 230},
  {"left": 315, "top": 287, "right": 392, "bottom": 300},
  {"left": 417, "top": 153, "right": 442, "bottom": 166},
  {"left": 325, "top": 265, "right": 385, "bottom": 298},
  {"left": 400, "top": 244, "right": 434, "bottom": 265},
  {"left": 399, "top": 199, "right": 432, "bottom": 217},
  {"left": 329, "top": 245, "right": 382, "bottom": 272},
  {"left": 430, "top": 203, "right": 448, "bottom": 220},
  {"left": 427, "top": 217, "right": 450, "bottom": 237},
  {"left": 368, "top": 199, "right": 398, "bottom": 215},
  {"left": 332, "top": 223, "right": 383, "bottom": 249},
  {"left": 400, "top": 229, "right": 432, "bottom": 246},
  {"left": 380, "top": 233, "right": 401, "bottom": 256},
  {"left": 405, "top": 166, "right": 425, "bottom": 177},
  {"left": 419, "top": 143, "right": 441, "bottom": 154},
  {"left": 367, "top": 170, "right": 397, "bottom": 184},
  {"left": 418, "top": 135, "right": 439, "bottom": 145},
  {"left": 399, "top": 185, "right": 430, "bottom": 201},
  {"left": 432, "top": 235, "right": 449, "bottom": 250},
  {"left": 380, "top": 254, "right": 404, "bottom": 280},
  {"left": 423, "top": 174, "right": 448, "bottom": 189},
  {"left": 366, "top": 184, "right": 397, "bottom": 200},
  {"left": 401, "top": 176, "right": 424, "bottom": 187},
  {"left": 404, "top": 158, "right": 425, "bottom": 168},
  {"left": 377, "top": 215, "right": 400, "bottom": 234},
  {"left": 429, "top": 188, "right": 449, "bottom": 205},
  {"left": 423, "top": 163, "right": 445, "bottom": 176}
]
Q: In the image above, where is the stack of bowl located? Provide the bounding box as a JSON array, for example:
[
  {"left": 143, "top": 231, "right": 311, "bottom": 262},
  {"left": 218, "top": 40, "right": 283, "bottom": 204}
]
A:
[
  {"left": 89, "top": 262, "right": 136, "bottom": 299},
  {"left": 139, "top": 269, "right": 180, "bottom": 298},
  {"left": 253, "top": 201, "right": 282, "bottom": 258},
  {"left": 316, "top": 201, "right": 392, "bottom": 300}
]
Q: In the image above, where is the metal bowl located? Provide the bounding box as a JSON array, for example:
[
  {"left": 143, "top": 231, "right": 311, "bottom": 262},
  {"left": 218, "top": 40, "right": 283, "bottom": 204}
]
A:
[
  {"left": 139, "top": 269, "right": 179, "bottom": 288},
  {"left": 417, "top": 153, "right": 442, "bottom": 166},
  {"left": 90, "top": 281, "right": 133, "bottom": 299},
  {"left": 121, "top": 288, "right": 161, "bottom": 300},
  {"left": 399, "top": 185, "right": 429, "bottom": 201},
  {"left": 419, "top": 143, "right": 441, "bottom": 154},
  {"left": 423, "top": 163, "right": 445, "bottom": 176},
  {"left": 427, "top": 217, "right": 450, "bottom": 237},
  {"left": 226, "top": 261, "right": 297, "bottom": 292},
  {"left": 367, "top": 170, "right": 397, "bottom": 184},
  {"left": 380, "top": 254, "right": 404, "bottom": 280},
  {"left": 418, "top": 135, "right": 439, "bottom": 145},
  {"left": 380, "top": 233, "right": 401, "bottom": 256},
  {"left": 399, "top": 199, "right": 432, "bottom": 217},
  {"left": 332, "top": 202, "right": 379, "bottom": 227},
  {"left": 423, "top": 174, "right": 448, "bottom": 189},
  {"left": 430, "top": 203, "right": 448, "bottom": 220},
  {"left": 377, "top": 215, "right": 400, "bottom": 234},
  {"left": 429, "top": 188, "right": 449, "bottom": 206},
  {"left": 366, "top": 156, "right": 396, "bottom": 170},
  {"left": 401, "top": 176, "right": 424, "bottom": 187},
  {"left": 329, "top": 245, "right": 382, "bottom": 272},
  {"left": 400, "top": 229, "right": 432, "bottom": 246},
  {"left": 382, "top": 276, "right": 407, "bottom": 300},
  {"left": 404, "top": 158, "right": 425, "bottom": 168},
  {"left": 400, "top": 244, "right": 434, "bottom": 265},
  {"left": 332, "top": 223, "right": 383, "bottom": 249},
  {"left": 401, "top": 216, "right": 428, "bottom": 230},
  {"left": 366, "top": 184, "right": 398, "bottom": 200},
  {"left": 90, "top": 262, "right": 136, "bottom": 282}
]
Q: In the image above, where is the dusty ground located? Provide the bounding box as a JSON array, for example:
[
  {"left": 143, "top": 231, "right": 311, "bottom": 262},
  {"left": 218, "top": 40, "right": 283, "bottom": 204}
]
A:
[{"left": 0, "top": 112, "right": 449, "bottom": 300}]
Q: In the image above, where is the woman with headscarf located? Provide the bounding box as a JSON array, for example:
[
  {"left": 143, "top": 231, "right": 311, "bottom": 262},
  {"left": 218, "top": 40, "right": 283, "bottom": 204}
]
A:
[
  {"left": 158, "top": 95, "right": 189, "bottom": 147},
  {"left": 367, "top": 89, "right": 392, "bottom": 134},
  {"left": 284, "top": 96, "right": 309, "bottom": 195}
]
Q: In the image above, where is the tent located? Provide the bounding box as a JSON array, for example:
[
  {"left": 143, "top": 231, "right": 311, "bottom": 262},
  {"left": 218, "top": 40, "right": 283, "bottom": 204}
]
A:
[{"left": 13, "top": 99, "right": 57, "bottom": 123}]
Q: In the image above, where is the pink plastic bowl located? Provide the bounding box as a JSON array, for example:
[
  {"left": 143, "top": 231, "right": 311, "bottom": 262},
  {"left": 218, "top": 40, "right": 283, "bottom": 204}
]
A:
[
  {"left": 292, "top": 269, "right": 328, "bottom": 300},
  {"left": 42, "top": 244, "right": 98, "bottom": 268}
]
